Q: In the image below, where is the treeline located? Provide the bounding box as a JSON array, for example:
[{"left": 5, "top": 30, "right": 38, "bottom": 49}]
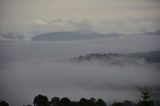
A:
[
  {"left": 70, "top": 51, "right": 160, "bottom": 63},
  {"left": 70, "top": 53, "right": 122, "bottom": 62},
  {"left": 0, "top": 90, "right": 160, "bottom": 106}
]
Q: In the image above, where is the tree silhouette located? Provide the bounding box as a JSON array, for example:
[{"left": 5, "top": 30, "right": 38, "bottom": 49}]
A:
[
  {"left": 123, "top": 100, "right": 134, "bottom": 106},
  {"left": 79, "top": 98, "right": 90, "bottom": 106},
  {"left": 70, "top": 101, "right": 80, "bottom": 106},
  {"left": 88, "top": 98, "right": 96, "bottom": 106},
  {"left": 0, "top": 100, "right": 9, "bottom": 106},
  {"left": 50, "top": 97, "right": 60, "bottom": 106},
  {"left": 60, "top": 97, "right": 71, "bottom": 106},
  {"left": 111, "top": 102, "right": 123, "bottom": 106},
  {"left": 137, "top": 90, "right": 154, "bottom": 106},
  {"left": 4, "top": 91, "right": 160, "bottom": 106},
  {"left": 96, "top": 98, "right": 107, "bottom": 106},
  {"left": 33, "top": 94, "right": 49, "bottom": 106}
]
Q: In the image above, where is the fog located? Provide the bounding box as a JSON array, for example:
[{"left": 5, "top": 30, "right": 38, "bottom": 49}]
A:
[{"left": 0, "top": 35, "right": 160, "bottom": 105}]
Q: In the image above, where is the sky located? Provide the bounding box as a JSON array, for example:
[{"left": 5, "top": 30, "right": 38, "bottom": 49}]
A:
[
  {"left": 0, "top": 0, "right": 160, "bottom": 39},
  {"left": 0, "top": 0, "right": 160, "bottom": 105}
]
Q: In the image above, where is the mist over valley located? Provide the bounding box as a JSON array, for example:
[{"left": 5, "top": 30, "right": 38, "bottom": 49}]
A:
[{"left": 0, "top": 34, "right": 160, "bottom": 105}]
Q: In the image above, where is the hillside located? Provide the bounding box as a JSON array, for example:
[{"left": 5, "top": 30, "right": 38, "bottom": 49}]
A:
[{"left": 31, "top": 32, "right": 120, "bottom": 41}]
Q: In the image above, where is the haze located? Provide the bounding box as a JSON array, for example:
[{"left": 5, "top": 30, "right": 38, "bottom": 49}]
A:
[{"left": 0, "top": 0, "right": 160, "bottom": 106}]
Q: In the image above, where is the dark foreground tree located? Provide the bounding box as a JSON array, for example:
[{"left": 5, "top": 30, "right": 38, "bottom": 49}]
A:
[
  {"left": 0, "top": 100, "right": 9, "bottom": 106},
  {"left": 33, "top": 94, "right": 49, "bottom": 106},
  {"left": 88, "top": 97, "right": 96, "bottom": 106},
  {"left": 137, "top": 90, "right": 154, "bottom": 106},
  {"left": 79, "top": 98, "right": 90, "bottom": 106},
  {"left": 70, "top": 101, "right": 80, "bottom": 106},
  {"left": 111, "top": 102, "right": 123, "bottom": 106},
  {"left": 96, "top": 98, "right": 107, "bottom": 106},
  {"left": 50, "top": 97, "right": 60, "bottom": 106},
  {"left": 60, "top": 97, "right": 71, "bottom": 106},
  {"left": 123, "top": 100, "right": 134, "bottom": 106}
]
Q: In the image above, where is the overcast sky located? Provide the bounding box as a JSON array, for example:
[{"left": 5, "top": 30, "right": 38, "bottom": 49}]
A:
[
  {"left": 1, "top": 1, "right": 160, "bottom": 105},
  {"left": 0, "top": 0, "right": 160, "bottom": 38}
]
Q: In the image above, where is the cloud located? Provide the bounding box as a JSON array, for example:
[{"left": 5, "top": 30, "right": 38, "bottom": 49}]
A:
[
  {"left": 67, "top": 20, "right": 95, "bottom": 33},
  {"left": 51, "top": 19, "right": 63, "bottom": 23},
  {"left": 1, "top": 52, "right": 160, "bottom": 105},
  {"left": 0, "top": 35, "right": 160, "bottom": 105},
  {"left": 93, "top": 20, "right": 160, "bottom": 34},
  {"left": 30, "top": 19, "right": 48, "bottom": 25},
  {"left": 147, "top": 0, "right": 160, "bottom": 2},
  {"left": 0, "top": 33, "right": 25, "bottom": 40},
  {"left": 47, "top": 19, "right": 95, "bottom": 33}
]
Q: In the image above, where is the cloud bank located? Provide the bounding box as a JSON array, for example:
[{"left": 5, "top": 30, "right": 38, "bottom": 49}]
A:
[{"left": 0, "top": 35, "right": 160, "bottom": 105}]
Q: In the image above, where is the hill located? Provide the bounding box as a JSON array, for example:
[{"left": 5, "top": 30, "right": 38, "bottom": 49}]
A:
[{"left": 31, "top": 32, "right": 120, "bottom": 41}]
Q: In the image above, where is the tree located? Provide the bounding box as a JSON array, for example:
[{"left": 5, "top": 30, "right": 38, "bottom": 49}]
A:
[
  {"left": 123, "top": 100, "right": 134, "bottom": 106},
  {"left": 50, "top": 97, "right": 60, "bottom": 106},
  {"left": 137, "top": 90, "right": 154, "bottom": 106},
  {"left": 79, "top": 98, "right": 90, "bottom": 106},
  {"left": 111, "top": 102, "right": 123, "bottom": 106},
  {"left": 60, "top": 97, "right": 71, "bottom": 106},
  {"left": 96, "top": 98, "right": 107, "bottom": 106},
  {"left": 88, "top": 97, "right": 96, "bottom": 106},
  {"left": 33, "top": 94, "right": 49, "bottom": 106},
  {"left": 0, "top": 100, "right": 9, "bottom": 106},
  {"left": 70, "top": 101, "right": 80, "bottom": 106}
]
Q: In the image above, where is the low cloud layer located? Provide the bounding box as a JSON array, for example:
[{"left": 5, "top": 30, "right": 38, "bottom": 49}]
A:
[
  {"left": 0, "top": 33, "right": 25, "bottom": 40},
  {"left": 1, "top": 58, "right": 160, "bottom": 105},
  {"left": 0, "top": 35, "right": 160, "bottom": 105}
]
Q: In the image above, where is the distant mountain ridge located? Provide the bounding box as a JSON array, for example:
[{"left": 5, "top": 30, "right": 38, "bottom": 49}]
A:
[
  {"left": 70, "top": 51, "right": 160, "bottom": 64},
  {"left": 31, "top": 32, "right": 121, "bottom": 41}
]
